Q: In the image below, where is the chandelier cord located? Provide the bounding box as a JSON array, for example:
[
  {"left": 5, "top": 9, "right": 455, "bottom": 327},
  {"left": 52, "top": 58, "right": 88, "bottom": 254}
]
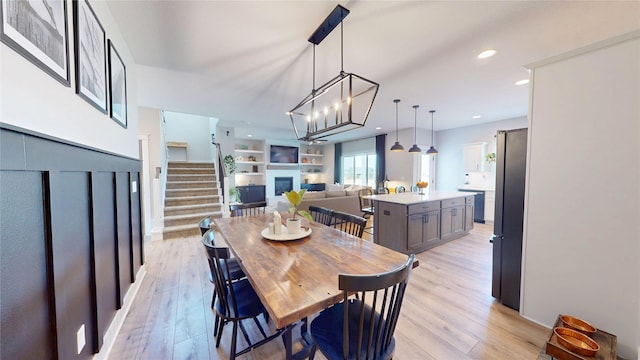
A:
[
  {"left": 340, "top": 14, "right": 344, "bottom": 73},
  {"left": 395, "top": 102, "right": 399, "bottom": 141}
]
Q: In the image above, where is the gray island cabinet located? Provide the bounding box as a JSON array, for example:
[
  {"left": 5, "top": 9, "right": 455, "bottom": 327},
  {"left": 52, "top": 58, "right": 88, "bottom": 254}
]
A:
[{"left": 369, "top": 192, "right": 475, "bottom": 254}]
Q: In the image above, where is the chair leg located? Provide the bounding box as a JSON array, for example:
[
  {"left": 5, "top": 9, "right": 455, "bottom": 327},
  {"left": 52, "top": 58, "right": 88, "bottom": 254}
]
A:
[
  {"left": 215, "top": 318, "right": 225, "bottom": 348},
  {"left": 230, "top": 321, "right": 238, "bottom": 360},
  {"left": 308, "top": 343, "right": 318, "bottom": 360},
  {"left": 253, "top": 316, "right": 267, "bottom": 338},
  {"left": 238, "top": 320, "right": 252, "bottom": 346}
]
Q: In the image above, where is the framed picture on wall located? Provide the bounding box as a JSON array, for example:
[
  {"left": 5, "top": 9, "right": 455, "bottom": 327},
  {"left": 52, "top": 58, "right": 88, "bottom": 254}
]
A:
[
  {"left": 108, "top": 40, "right": 127, "bottom": 128},
  {"left": 0, "top": 0, "right": 70, "bottom": 86},
  {"left": 74, "top": 0, "right": 107, "bottom": 113}
]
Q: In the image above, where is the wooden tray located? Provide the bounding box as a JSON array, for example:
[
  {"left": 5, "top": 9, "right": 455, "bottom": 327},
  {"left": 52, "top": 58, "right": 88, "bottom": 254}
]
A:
[{"left": 545, "top": 315, "right": 617, "bottom": 360}]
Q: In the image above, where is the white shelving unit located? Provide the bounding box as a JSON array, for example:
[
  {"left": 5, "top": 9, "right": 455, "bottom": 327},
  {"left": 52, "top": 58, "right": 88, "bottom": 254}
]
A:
[
  {"left": 234, "top": 141, "right": 265, "bottom": 185},
  {"left": 300, "top": 146, "right": 324, "bottom": 184}
]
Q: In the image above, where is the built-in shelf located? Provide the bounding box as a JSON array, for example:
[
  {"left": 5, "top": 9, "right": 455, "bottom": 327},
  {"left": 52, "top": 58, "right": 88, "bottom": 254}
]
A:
[
  {"left": 234, "top": 140, "right": 266, "bottom": 186},
  {"left": 235, "top": 149, "right": 264, "bottom": 154},
  {"left": 236, "top": 161, "right": 264, "bottom": 165}
]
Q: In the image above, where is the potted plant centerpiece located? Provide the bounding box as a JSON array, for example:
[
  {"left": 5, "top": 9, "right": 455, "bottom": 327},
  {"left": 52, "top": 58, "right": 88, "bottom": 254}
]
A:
[{"left": 283, "top": 189, "right": 313, "bottom": 234}]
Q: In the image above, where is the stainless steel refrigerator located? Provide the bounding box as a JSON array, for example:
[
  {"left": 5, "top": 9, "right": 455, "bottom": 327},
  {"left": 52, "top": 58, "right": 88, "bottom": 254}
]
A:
[{"left": 491, "top": 128, "right": 527, "bottom": 311}]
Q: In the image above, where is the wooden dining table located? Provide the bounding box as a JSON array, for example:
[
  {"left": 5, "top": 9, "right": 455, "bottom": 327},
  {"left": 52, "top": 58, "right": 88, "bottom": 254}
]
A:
[{"left": 214, "top": 213, "right": 413, "bottom": 360}]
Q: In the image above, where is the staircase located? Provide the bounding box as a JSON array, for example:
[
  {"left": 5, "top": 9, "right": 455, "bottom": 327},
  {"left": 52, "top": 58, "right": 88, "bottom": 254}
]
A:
[{"left": 163, "top": 162, "right": 223, "bottom": 239}]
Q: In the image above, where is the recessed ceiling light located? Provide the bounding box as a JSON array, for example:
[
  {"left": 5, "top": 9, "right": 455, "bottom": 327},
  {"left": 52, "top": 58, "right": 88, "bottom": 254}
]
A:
[
  {"left": 375, "top": 127, "right": 382, "bottom": 130},
  {"left": 472, "top": 115, "right": 482, "bottom": 119},
  {"left": 477, "top": 49, "right": 496, "bottom": 59},
  {"left": 247, "top": 134, "right": 253, "bottom": 137},
  {"left": 515, "top": 79, "right": 530, "bottom": 85}
]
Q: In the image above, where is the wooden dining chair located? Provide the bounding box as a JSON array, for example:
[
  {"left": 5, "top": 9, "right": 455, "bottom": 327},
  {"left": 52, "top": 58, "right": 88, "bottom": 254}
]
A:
[
  {"left": 308, "top": 205, "right": 334, "bottom": 226},
  {"left": 203, "top": 229, "right": 279, "bottom": 359},
  {"left": 309, "top": 254, "right": 415, "bottom": 360},
  {"left": 328, "top": 210, "right": 367, "bottom": 238},
  {"left": 199, "top": 216, "right": 213, "bottom": 236},
  {"left": 358, "top": 188, "right": 375, "bottom": 220},
  {"left": 229, "top": 201, "right": 267, "bottom": 217},
  {"left": 202, "top": 228, "right": 245, "bottom": 336}
]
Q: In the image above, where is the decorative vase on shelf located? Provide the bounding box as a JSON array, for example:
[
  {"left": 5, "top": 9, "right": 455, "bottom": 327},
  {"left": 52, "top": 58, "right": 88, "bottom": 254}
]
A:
[{"left": 286, "top": 218, "right": 301, "bottom": 234}]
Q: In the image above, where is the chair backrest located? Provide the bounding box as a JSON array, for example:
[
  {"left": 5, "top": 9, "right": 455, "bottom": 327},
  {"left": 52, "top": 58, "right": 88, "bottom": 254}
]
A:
[
  {"left": 308, "top": 205, "right": 334, "bottom": 226},
  {"left": 199, "top": 216, "right": 212, "bottom": 236},
  {"left": 338, "top": 254, "right": 415, "bottom": 360},
  {"left": 410, "top": 185, "right": 419, "bottom": 193},
  {"left": 376, "top": 187, "right": 389, "bottom": 194},
  {"left": 202, "top": 229, "right": 238, "bottom": 316},
  {"left": 395, "top": 186, "right": 406, "bottom": 193},
  {"left": 329, "top": 210, "right": 367, "bottom": 238},
  {"left": 229, "top": 201, "right": 267, "bottom": 217},
  {"left": 358, "top": 188, "right": 374, "bottom": 212}
]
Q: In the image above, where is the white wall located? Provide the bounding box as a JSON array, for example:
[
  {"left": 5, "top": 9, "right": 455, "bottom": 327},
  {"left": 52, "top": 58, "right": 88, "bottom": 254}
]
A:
[
  {"left": 522, "top": 32, "right": 639, "bottom": 359},
  {"left": 138, "top": 107, "right": 163, "bottom": 236},
  {"left": 436, "top": 117, "right": 528, "bottom": 191},
  {"left": 163, "top": 111, "right": 217, "bottom": 162},
  {"left": 1, "top": 1, "right": 138, "bottom": 158}
]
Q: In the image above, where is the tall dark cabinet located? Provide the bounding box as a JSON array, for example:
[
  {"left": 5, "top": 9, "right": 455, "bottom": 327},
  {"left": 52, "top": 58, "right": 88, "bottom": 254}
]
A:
[{"left": 491, "top": 128, "right": 527, "bottom": 311}]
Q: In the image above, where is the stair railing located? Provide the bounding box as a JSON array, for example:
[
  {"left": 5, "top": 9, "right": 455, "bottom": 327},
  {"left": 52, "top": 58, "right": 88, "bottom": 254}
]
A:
[{"left": 214, "top": 142, "right": 226, "bottom": 201}]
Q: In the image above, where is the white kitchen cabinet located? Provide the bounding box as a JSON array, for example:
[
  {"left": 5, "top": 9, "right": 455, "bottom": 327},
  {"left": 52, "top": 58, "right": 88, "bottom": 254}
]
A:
[
  {"left": 463, "top": 143, "right": 487, "bottom": 172},
  {"left": 484, "top": 190, "right": 495, "bottom": 222}
]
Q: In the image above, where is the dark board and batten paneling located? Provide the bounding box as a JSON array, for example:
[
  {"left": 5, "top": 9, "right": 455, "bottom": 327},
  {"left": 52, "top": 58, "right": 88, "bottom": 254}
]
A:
[
  {"left": 48, "top": 171, "right": 96, "bottom": 358},
  {"left": 90, "top": 172, "right": 119, "bottom": 350},
  {"left": 0, "top": 171, "right": 56, "bottom": 359},
  {"left": 115, "top": 172, "right": 132, "bottom": 305},
  {"left": 0, "top": 124, "right": 143, "bottom": 359},
  {"left": 130, "top": 172, "right": 143, "bottom": 279}
]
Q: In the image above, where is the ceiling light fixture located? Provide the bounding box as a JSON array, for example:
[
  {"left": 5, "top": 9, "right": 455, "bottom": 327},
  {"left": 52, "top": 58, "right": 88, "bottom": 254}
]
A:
[
  {"left": 472, "top": 115, "right": 482, "bottom": 119},
  {"left": 390, "top": 99, "right": 404, "bottom": 152},
  {"left": 515, "top": 79, "right": 530, "bottom": 85},
  {"left": 426, "top": 110, "right": 439, "bottom": 155},
  {"left": 477, "top": 49, "right": 496, "bottom": 59},
  {"left": 288, "top": 5, "right": 379, "bottom": 142},
  {"left": 408, "top": 105, "right": 421, "bottom": 153}
]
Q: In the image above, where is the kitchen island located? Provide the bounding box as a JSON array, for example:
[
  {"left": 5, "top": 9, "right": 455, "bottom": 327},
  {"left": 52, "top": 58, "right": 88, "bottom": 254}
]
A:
[{"left": 368, "top": 191, "right": 475, "bottom": 254}]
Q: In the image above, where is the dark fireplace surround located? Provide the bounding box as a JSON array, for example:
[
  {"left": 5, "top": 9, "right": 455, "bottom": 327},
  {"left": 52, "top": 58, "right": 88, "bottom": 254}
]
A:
[{"left": 274, "top": 177, "right": 293, "bottom": 195}]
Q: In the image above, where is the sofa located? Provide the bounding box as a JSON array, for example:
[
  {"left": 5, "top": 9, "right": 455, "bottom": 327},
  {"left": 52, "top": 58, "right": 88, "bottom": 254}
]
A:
[{"left": 275, "top": 186, "right": 370, "bottom": 217}]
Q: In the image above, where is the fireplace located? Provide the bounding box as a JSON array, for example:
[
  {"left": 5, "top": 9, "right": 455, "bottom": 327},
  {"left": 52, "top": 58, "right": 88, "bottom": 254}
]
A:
[{"left": 274, "top": 177, "right": 293, "bottom": 196}]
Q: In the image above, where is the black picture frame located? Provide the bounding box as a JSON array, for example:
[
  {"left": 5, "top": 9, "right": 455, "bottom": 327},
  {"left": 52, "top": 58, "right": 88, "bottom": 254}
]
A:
[
  {"left": 74, "top": 0, "right": 107, "bottom": 113},
  {"left": 108, "top": 40, "right": 127, "bottom": 128},
  {"left": 0, "top": 0, "right": 71, "bottom": 86}
]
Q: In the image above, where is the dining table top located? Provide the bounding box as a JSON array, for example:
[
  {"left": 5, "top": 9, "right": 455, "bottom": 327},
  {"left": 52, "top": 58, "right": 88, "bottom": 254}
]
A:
[{"left": 214, "top": 213, "right": 413, "bottom": 329}]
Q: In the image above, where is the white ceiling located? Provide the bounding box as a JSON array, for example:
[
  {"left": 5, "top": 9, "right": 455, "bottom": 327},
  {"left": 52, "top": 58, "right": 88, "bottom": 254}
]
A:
[{"left": 106, "top": 1, "right": 640, "bottom": 143}]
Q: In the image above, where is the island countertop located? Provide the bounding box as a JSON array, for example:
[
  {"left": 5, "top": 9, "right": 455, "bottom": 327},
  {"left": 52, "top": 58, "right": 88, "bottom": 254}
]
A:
[{"left": 365, "top": 191, "right": 476, "bottom": 205}]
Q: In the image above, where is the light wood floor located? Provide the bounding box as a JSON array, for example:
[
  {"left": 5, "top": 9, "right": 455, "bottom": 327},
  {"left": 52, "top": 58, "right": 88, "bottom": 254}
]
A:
[{"left": 109, "top": 222, "right": 549, "bottom": 359}]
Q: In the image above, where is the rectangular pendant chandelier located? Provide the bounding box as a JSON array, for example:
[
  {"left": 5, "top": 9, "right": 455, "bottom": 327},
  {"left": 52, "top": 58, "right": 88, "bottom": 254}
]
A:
[{"left": 288, "top": 5, "right": 379, "bottom": 142}]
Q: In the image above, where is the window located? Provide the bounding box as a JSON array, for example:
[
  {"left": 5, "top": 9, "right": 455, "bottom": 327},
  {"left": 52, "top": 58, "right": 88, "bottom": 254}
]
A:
[
  {"left": 419, "top": 153, "right": 435, "bottom": 185},
  {"left": 342, "top": 153, "right": 377, "bottom": 187}
]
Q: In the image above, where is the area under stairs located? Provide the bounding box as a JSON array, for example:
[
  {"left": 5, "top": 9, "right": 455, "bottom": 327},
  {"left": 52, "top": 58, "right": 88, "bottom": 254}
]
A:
[{"left": 163, "top": 162, "right": 223, "bottom": 239}]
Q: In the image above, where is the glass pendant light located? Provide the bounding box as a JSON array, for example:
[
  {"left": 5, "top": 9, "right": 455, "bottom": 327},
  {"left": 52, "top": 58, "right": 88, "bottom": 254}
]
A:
[
  {"left": 390, "top": 99, "right": 404, "bottom": 152},
  {"left": 426, "top": 110, "right": 439, "bottom": 155},
  {"left": 408, "top": 105, "right": 421, "bottom": 153}
]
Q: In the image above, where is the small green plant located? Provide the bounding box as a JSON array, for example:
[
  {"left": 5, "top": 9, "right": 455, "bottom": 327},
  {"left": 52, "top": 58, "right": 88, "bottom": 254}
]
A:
[
  {"left": 485, "top": 152, "right": 496, "bottom": 164},
  {"left": 283, "top": 189, "right": 312, "bottom": 221},
  {"left": 228, "top": 187, "right": 240, "bottom": 202},
  {"left": 223, "top": 155, "right": 236, "bottom": 174}
]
